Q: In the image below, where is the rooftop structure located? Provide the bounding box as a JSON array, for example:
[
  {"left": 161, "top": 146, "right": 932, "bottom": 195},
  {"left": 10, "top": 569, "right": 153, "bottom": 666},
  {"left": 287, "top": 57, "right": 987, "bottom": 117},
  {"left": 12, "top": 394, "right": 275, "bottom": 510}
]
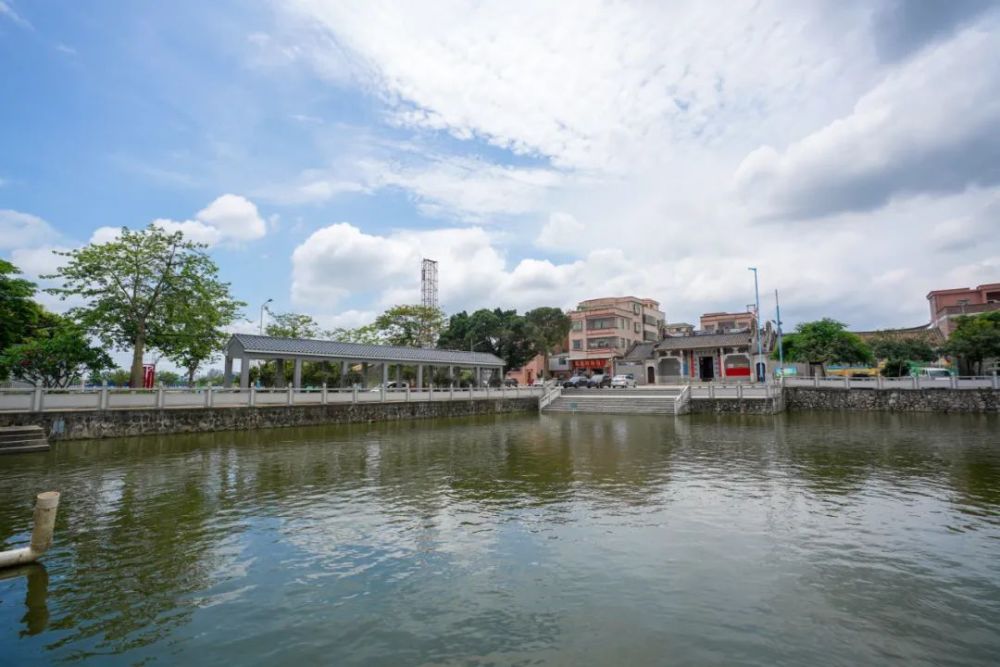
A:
[
  {"left": 927, "top": 283, "right": 1000, "bottom": 336},
  {"left": 224, "top": 334, "right": 504, "bottom": 389}
]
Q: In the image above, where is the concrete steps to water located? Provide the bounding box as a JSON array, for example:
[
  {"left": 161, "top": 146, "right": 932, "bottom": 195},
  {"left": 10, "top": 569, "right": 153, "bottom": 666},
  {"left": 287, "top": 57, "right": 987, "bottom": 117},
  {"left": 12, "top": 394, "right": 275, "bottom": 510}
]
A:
[
  {"left": 0, "top": 426, "right": 50, "bottom": 454},
  {"left": 544, "top": 391, "right": 679, "bottom": 415}
]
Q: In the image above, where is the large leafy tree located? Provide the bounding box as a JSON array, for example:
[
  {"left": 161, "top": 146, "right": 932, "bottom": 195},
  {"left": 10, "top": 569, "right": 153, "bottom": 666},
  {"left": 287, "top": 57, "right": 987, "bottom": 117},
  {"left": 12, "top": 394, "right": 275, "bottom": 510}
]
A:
[
  {"left": 0, "top": 258, "right": 45, "bottom": 351},
  {"left": 45, "top": 225, "right": 242, "bottom": 388},
  {"left": 784, "top": 318, "right": 873, "bottom": 373},
  {"left": 869, "top": 333, "right": 938, "bottom": 377},
  {"left": 437, "top": 308, "right": 534, "bottom": 371},
  {"left": 0, "top": 317, "right": 112, "bottom": 388},
  {"left": 945, "top": 312, "right": 1000, "bottom": 375},
  {"left": 165, "top": 283, "right": 243, "bottom": 385},
  {"left": 525, "top": 307, "right": 571, "bottom": 379},
  {"left": 265, "top": 311, "right": 320, "bottom": 338},
  {"left": 326, "top": 323, "right": 383, "bottom": 344},
  {"left": 373, "top": 305, "right": 445, "bottom": 348}
]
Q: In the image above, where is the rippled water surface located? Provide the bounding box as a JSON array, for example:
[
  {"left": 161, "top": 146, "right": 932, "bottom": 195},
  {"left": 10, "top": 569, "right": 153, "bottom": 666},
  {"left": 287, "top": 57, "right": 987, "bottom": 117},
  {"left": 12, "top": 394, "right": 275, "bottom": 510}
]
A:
[{"left": 1, "top": 412, "right": 999, "bottom": 665}]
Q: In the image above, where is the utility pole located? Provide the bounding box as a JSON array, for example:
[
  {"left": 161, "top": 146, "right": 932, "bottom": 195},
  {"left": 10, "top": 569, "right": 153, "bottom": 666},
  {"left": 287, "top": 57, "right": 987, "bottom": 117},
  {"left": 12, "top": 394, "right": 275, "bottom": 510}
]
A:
[
  {"left": 259, "top": 298, "right": 273, "bottom": 336},
  {"left": 775, "top": 289, "right": 784, "bottom": 375},
  {"left": 749, "top": 267, "right": 763, "bottom": 382}
]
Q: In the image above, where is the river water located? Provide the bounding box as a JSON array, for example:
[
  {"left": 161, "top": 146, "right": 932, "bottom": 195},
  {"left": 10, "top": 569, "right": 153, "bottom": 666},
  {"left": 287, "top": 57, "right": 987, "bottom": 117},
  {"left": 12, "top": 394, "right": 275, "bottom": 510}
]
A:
[{"left": 1, "top": 412, "right": 998, "bottom": 666}]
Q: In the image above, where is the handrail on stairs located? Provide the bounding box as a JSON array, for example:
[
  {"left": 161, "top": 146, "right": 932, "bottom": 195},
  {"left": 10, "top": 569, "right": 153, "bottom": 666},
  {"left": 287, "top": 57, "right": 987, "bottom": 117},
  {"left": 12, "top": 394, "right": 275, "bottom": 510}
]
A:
[
  {"left": 539, "top": 380, "right": 562, "bottom": 411},
  {"left": 674, "top": 385, "right": 691, "bottom": 414}
]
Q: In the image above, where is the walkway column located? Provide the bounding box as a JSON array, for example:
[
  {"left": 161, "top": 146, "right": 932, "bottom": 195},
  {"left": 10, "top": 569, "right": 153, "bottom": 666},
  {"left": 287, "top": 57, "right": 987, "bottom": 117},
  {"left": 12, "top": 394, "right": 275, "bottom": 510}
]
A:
[
  {"left": 475, "top": 367, "right": 481, "bottom": 387},
  {"left": 382, "top": 363, "right": 389, "bottom": 386},
  {"left": 340, "top": 360, "right": 348, "bottom": 388},
  {"left": 396, "top": 364, "right": 403, "bottom": 384},
  {"left": 293, "top": 358, "right": 302, "bottom": 389},
  {"left": 239, "top": 355, "right": 250, "bottom": 389},
  {"left": 417, "top": 365, "right": 424, "bottom": 389},
  {"left": 275, "top": 359, "right": 286, "bottom": 388},
  {"left": 223, "top": 355, "right": 233, "bottom": 387},
  {"left": 448, "top": 366, "right": 454, "bottom": 387}
]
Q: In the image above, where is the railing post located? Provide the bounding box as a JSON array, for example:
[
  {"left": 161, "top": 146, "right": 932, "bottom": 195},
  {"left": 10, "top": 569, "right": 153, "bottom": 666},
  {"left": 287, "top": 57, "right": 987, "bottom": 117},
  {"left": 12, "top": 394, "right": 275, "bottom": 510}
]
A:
[
  {"left": 100, "top": 381, "right": 109, "bottom": 410},
  {"left": 813, "top": 375, "right": 819, "bottom": 388},
  {"left": 32, "top": 387, "right": 43, "bottom": 413},
  {"left": 844, "top": 376, "right": 850, "bottom": 390},
  {"left": 250, "top": 385, "right": 256, "bottom": 407},
  {"left": 486, "top": 384, "right": 490, "bottom": 400},
  {"left": 737, "top": 384, "right": 743, "bottom": 400},
  {"left": 405, "top": 385, "right": 410, "bottom": 403},
  {"left": 950, "top": 375, "right": 957, "bottom": 390},
  {"left": 912, "top": 375, "right": 918, "bottom": 390},
  {"left": 352, "top": 387, "right": 358, "bottom": 404},
  {"left": 156, "top": 386, "right": 165, "bottom": 409},
  {"left": 380, "top": 386, "right": 385, "bottom": 403},
  {"left": 469, "top": 385, "right": 473, "bottom": 401},
  {"left": 709, "top": 384, "right": 715, "bottom": 399},
  {"left": 287, "top": 385, "right": 293, "bottom": 406},
  {"left": 322, "top": 382, "right": 328, "bottom": 405},
  {"left": 993, "top": 372, "right": 999, "bottom": 390},
  {"left": 450, "top": 385, "right": 454, "bottom": 401},
  {"left": 877, "top": 376, "right": 884, "bottom": 390},
  {"left": 205, "top": 386, "right": 214, "bottom": 408}
]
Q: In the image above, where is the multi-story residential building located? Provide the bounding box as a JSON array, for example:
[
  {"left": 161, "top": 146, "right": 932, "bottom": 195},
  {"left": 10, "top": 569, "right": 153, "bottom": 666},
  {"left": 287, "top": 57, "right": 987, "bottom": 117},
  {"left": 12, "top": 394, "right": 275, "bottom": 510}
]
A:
[
  {"left": 567, "top": 296, "right": 665, "bottom": 375},
  {"left": 927, "top": 283, "right": 1000, "bottom": 337},
  {"left": 699, "top": 310, "right": 757, "bottom": 333}
]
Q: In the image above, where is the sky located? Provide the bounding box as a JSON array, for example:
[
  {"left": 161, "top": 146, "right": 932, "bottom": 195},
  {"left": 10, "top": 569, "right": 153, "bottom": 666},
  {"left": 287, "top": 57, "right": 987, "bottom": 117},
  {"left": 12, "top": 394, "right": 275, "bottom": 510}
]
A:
[{"left": 2, "top": 0, "right": 999, "bottom": 357}]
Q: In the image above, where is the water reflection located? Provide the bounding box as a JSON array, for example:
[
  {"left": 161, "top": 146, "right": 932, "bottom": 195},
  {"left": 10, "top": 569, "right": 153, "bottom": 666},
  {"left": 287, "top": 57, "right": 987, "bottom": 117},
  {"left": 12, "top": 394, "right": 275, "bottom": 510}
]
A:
[
  {"left": 0, "top": 412, "right": 997, "bottom": 666},
  {"left": 0, "top": 564, "right": 50, "bottom": 637}
]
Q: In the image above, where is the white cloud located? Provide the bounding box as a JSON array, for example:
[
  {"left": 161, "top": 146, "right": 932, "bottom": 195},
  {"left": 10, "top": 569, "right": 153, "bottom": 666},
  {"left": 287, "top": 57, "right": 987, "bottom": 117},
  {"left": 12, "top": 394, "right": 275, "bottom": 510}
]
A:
[
  {"left": 735, "top": 22, "right": 1000, "bottom": 219},
  {"left": 0, "top": 210, "right": 59, "bottom": 249},
  {"left": 90, "top": 194, "right": 267, "bottom": 247},
  {"left": 0, "top": 1, "right": 31, "bottom": 29},
  {"left": 536, "top": 212, "right": 584, "bottom": 249}
]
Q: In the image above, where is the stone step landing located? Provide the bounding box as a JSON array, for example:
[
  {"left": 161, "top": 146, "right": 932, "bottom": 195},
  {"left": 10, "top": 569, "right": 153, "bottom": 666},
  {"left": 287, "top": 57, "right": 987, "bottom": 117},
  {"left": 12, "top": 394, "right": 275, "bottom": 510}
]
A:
[
  {"left": 544, "top": 395, "right": 677, "bottom": 415},
  {"left": 0, "top": 425, "right": 50, "bottom": 454}
]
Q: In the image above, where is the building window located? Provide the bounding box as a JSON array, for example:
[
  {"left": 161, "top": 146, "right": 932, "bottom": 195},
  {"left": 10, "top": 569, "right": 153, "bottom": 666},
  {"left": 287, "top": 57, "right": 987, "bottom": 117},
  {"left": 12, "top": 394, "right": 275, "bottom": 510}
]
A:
[
  {"left": 587, "top": 317, "right": 618, "bottom": 330},
  {"left": 633, "top": 303, "right": 641, "bottom": 314},
  {"left": 572, "top": 321, "right": 583, "bottom": 331},
  {"left": 572, "top": 339, "right": 582, "bottom": 350},
  {"left": 633, "top": 322, "right": 640, "bottom": 333}
]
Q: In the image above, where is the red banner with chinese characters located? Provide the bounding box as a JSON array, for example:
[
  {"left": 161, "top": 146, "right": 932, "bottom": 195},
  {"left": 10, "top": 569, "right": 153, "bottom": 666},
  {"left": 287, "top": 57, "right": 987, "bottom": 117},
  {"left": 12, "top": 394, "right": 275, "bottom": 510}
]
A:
[
  {"left": 143, "top": 364, "right": 155, "bottom": 389},
  {"left": 572, "top": 359, "right": 607, "bottom": 369}
]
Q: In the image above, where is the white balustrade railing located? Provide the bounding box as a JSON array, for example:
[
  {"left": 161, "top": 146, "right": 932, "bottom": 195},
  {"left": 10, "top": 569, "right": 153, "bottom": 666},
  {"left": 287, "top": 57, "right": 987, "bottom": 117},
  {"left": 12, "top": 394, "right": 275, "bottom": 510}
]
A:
[
  {"left": 780, "top": 375, "right": 999, "bottom": 390},
  {"left": 0, "top": 384, "right": 544, "bottom": 413}
]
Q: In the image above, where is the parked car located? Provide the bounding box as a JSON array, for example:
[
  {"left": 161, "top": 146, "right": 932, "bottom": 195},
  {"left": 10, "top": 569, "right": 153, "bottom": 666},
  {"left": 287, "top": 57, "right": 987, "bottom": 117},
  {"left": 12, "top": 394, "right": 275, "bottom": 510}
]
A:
[
  {"left": 611, "top": 374, "right": 637, "bottom": 388},
  {"left": 587, "top": 374, "right": 611, "bottom": 388},
  {"left": 531, "top": 379, "right": 545, "bottom": 387},
  {"left": 562, "top": 375, "right": 588, "bottom": 388},
  {"left": 504, "top": 378, "right": 519, "bottom": 387},
  {"left": 370, "top": 381, "right": 408, "bottom": 392},
  {"left": 915, "top": 367, "right": 951, "bottom": 380}
]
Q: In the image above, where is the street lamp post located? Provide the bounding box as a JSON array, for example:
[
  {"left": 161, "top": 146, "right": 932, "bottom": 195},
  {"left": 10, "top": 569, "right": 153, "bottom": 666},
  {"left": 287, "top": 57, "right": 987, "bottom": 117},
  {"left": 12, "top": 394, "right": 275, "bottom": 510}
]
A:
[
  {"left": 259, "top": 298, "right": 273, "bottom": 336},
  {"left": 774, "top": 289, "right": 784, "bottom": 376},
  {"left": 748, "top": 267, "right": 763, "bottom": 382}
]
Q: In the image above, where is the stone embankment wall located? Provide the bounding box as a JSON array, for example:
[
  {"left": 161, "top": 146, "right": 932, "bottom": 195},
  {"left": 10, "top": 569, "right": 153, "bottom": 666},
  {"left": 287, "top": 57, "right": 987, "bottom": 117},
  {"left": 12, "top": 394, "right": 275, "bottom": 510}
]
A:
[
  {"left": 783, "top": 388, "right": 999, "bottom": 413},
  {"left": 689, "top": 397, "right": 781, "bottom": 415},
  {"left": 0, "top": 398, "right": 538, "bottom": 441}
]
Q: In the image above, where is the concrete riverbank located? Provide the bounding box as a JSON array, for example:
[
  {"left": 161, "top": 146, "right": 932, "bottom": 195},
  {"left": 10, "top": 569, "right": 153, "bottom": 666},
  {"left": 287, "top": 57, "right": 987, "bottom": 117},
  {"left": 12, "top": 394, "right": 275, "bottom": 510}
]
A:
[
  {"left": 0, "top": 398, "right": 539, "bottom": 441},
  {"left": 782, "top": 387, "right": 1000, "bottom": 413}
]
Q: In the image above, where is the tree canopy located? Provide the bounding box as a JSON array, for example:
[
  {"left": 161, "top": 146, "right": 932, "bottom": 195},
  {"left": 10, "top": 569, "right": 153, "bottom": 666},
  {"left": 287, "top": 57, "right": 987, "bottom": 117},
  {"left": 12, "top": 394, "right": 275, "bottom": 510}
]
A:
[
  {"left": 438, "top": 308, "right": 535, "bottom": 371},
  {"left": 265, "top": 311, "right": 320, "bottom": 339},
  {"left": 0, "top": 258, "right": 45, "bottom": 352},
  {"left": 524, "top": 307, "right": 571, "bottom": 379},
  {"left": 945, "top": 312, "right": 1000, "bottom": 375},
  {"left": 869, "top": 333, "right": 938, "bottom": 377},
  {"left": 783, "top": 318, "right": 873, "bottom": 370},
  {"left": 0, "top": 316, "right": 112, "bottom": 388},
  {"left": 372, "top": 305, "right": 445, "bottom": 348},
  {"left": 45, "top": 225, "right": 244, "bottom": 387}
]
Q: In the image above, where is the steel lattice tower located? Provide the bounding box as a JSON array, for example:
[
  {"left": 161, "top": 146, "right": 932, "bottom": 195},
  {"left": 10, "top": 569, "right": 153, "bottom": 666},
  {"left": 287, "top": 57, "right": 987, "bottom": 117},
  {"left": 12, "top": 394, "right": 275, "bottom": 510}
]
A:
[{"left": 421, "top": 258, "right": 439, "bottom": 310}]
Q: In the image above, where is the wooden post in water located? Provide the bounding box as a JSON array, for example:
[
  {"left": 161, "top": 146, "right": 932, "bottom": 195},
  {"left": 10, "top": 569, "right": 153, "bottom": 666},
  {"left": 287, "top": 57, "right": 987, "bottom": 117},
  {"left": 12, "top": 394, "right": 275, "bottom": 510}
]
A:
[{"left": 0, "top": 492, "right": 60, "bottom": 569}]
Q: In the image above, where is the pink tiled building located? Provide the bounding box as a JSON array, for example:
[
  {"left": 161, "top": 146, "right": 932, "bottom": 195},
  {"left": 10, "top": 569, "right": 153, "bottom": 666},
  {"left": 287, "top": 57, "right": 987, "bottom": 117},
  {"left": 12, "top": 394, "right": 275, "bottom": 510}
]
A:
[{"left": 927, "top": 283, "right": 1000, "bottom": 336}]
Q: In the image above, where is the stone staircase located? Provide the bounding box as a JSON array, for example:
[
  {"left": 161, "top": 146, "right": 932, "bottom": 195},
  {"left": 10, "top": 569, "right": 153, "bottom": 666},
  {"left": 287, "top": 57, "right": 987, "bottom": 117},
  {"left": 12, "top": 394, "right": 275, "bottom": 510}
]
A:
[
  {"left": 0, "top": 425, "right": 50, "bottom": 454},
  {"left": 543, "top": 389, "right": 682, "bottom": 415}
]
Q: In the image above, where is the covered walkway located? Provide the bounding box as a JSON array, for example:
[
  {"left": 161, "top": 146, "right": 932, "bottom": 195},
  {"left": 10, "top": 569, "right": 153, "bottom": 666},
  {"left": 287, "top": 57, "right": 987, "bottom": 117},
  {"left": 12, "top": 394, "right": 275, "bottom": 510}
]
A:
[{"left": 223, "top": 334, "right": 506, "bottom": 389}]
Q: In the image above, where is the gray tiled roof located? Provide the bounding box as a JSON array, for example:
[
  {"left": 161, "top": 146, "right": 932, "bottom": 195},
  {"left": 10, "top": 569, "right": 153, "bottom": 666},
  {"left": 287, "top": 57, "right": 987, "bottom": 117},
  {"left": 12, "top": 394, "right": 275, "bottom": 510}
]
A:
[
  {"left": 623, "top": 342, "right": 655, "bottom": 360},
  {"left": 229, "top": 334, "right": 505, "bottom": 366},
  {"left": 655, "top": 331, "right": 754, "bottom": 350}
]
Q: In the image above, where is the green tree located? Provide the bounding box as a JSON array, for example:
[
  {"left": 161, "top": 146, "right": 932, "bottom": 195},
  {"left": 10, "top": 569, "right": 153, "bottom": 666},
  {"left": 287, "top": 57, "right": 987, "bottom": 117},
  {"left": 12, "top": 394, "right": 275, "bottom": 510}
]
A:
[
  {"left": 524, "top": 307, "right": 571, "bottom": 379},
  {"left": 437, "top": 308, "right": 534, "bottom": 371},
  {"left": 45, "top": 225, "right": 242, "bottom": 388},
  {"left": 785, "top": 318, "right": 873, "bottom": 373},
  {"left": 105, "top": 368, "right": 132, "bottom": 386},
  {"left": 0, "top": 258, "right": 46, "bottom": 351},
  {"left": 869, "top": 333, "right": 938, "bottom": 377},
  {"left": 0, "top": 318, "right": 113, "bottom": 388},
  {"left": 372, "top": 305, "right": 445, "bottom": 348},
  {"left": 164, "top": 282, "right": 243, "bottom": 386},
  {"left": 326, "top": 323, "right": 383, "bottom": 344},
  {"left": 155, "top": 370, "right": 182, "bottom": 386},
  {"left": 945, "top": 312, "right": 1000, "bottom": 375},
  {"left": 265, "top": 311, "right": 320, "bottom": 339}
]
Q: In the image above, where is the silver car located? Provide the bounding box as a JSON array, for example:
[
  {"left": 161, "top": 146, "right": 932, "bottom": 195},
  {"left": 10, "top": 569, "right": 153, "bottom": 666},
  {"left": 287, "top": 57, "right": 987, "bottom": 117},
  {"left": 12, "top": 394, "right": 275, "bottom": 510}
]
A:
[{"left": 610, "top": 374, "right": 636, "bottom": 388}]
